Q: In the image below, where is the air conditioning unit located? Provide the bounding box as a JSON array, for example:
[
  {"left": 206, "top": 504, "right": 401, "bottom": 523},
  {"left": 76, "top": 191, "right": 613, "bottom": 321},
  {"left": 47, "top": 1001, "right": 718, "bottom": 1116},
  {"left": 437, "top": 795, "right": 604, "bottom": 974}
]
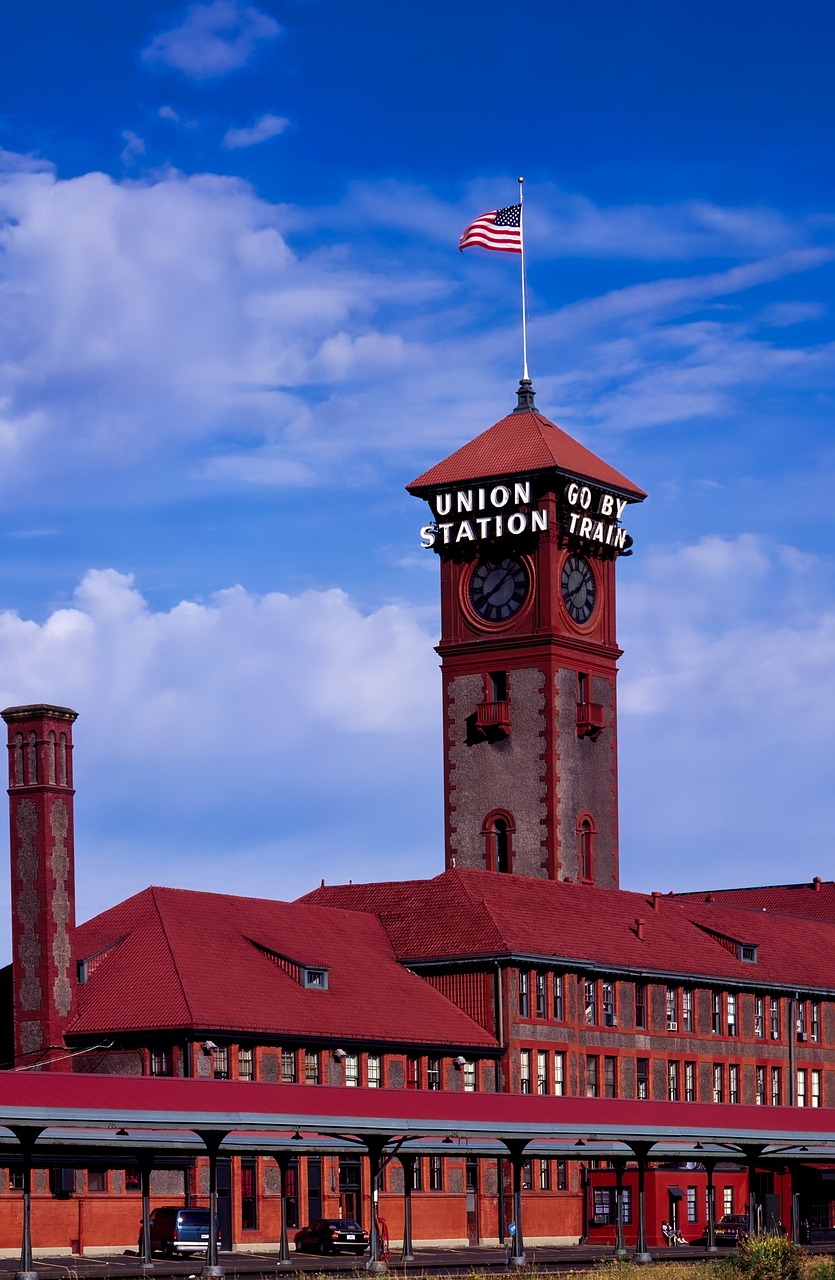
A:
[
  {"left": 605, "top": 1013, "right": 618, "bottom": 1027},
  {"left": 668, "top": 1021, "right": 678, "bottom": 1031},
  {"left": 771, "top": 1030, "right": 780, "bottom": 1039},
  {"left": 797, "top": 1031, "right": 809, "bottom": 1042}
]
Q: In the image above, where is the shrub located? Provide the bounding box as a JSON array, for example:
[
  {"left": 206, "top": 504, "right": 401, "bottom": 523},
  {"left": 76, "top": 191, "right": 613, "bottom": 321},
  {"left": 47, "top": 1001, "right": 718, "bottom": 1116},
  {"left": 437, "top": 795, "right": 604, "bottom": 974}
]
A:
[{"left": 726, "top": 1232, "right": 803, "bottom": 1280}]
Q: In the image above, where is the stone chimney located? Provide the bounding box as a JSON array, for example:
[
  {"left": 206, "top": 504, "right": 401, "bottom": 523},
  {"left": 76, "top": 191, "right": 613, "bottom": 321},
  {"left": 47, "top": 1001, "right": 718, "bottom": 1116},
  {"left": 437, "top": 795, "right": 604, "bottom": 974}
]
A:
[{"left": 2, "top": 705, "right": 78, "bottom": 1069}]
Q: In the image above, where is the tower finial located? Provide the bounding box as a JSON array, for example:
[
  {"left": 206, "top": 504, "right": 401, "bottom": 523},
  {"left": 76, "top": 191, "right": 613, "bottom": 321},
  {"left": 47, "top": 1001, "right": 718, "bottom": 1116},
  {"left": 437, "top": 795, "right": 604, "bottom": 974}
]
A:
[{"left": 514, "top": 377, "right": 536, "bottom": 413}]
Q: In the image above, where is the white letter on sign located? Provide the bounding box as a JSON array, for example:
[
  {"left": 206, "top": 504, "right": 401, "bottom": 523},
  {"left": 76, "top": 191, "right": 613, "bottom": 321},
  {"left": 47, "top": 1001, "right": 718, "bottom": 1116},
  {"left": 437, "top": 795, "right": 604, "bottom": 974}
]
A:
[
  {"left": 566, "top": 482, "right": 580, "bottom": 506},
  {"left": 599, "top": 493, "right": 614, "bottom": 516},
  {"left": 491, "top": 485, "right": 510, "bottom": 508},
  {"left": 420, "top": 524, "right": 436, "bottom": 548}
]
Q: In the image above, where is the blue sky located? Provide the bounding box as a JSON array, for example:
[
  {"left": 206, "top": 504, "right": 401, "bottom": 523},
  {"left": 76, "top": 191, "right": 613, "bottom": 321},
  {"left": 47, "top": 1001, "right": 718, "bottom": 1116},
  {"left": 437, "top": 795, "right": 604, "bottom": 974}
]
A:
[{"left": 1, "top": 0, "right": 834, "bottom": 953}]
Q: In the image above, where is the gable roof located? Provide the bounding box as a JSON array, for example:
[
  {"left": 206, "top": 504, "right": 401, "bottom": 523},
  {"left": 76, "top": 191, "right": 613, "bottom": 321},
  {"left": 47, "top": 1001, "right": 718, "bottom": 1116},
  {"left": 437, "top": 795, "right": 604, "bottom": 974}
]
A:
[
  {"left": 70, "top": 886, "right": 497, "bottom": 1051},
  {"left": 407, "top": 409, "right": 646, "bottom": 500},
  {"left": 299, "top": 867, "right": 835, "bottom": 993}
]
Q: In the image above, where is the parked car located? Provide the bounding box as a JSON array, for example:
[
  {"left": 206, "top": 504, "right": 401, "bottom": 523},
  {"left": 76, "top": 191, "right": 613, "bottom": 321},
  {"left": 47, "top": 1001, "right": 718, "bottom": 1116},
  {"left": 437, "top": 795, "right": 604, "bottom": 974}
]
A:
[
  {"left": 294, "top": 1218, "right": 369, "bottom": 1255},
  {"left": 714, "top": 1214, "right": 749, "bottom": 1246},
  {"left": 138, "top": 1206, "right": 219, "bottom": 1257}
]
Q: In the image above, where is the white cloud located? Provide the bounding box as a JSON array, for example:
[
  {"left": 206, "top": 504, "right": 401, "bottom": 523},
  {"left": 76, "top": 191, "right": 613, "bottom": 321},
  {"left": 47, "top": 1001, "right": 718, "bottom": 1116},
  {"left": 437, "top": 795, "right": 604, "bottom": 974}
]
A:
[
  {"left": 142, "top": 0, "right": 281, "bottom": 78},
  {"left": 618, "top": 534, "right": 835, "bottom": 890},
  {"left": 120, "top": 131, "right": 146, "bottom": 166},
  {"left": 158, "top": 106, "right": 180, "bottom": 122},
  {"left": 0, "top": 568, "right": 442, "bottom": 950},
  {"left": 222, "top": 113, "right": 289, "bottom": 149}
]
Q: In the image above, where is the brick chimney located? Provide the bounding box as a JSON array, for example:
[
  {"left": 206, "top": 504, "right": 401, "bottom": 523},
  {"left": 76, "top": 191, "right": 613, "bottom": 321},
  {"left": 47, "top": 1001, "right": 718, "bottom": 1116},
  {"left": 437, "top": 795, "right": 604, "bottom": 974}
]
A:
[{"left": 2, "top": 705, "right": 78, "bottom": 1069}]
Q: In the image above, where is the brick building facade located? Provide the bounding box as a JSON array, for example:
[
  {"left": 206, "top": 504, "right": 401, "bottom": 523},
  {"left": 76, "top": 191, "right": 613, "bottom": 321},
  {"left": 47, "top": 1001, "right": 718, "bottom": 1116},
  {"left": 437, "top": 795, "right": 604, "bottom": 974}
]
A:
[{"left": 2, "top": 384, "right": 835, "bottom": 1255}]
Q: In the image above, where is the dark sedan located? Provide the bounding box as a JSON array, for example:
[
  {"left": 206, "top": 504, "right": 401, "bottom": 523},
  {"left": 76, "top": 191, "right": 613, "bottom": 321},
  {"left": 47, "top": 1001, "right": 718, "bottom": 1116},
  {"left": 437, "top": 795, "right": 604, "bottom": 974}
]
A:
[
  {"left": 714, "top": 1214, "right": 749, "bottom": 1245},
  {"left": 294, "top": 1218, "right": 369, "bottom": 1255}
]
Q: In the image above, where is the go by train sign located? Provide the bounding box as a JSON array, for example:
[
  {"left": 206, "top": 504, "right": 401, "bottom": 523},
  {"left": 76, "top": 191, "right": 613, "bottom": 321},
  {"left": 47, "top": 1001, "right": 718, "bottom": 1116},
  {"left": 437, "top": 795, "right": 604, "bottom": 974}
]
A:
[{"left": 418, "top": 478, "right": 633, "bottom": 554}]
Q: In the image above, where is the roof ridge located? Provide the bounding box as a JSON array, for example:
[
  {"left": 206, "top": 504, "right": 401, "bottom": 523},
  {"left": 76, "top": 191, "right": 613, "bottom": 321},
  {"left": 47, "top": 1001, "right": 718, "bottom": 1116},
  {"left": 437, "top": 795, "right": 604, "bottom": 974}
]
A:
[{"left": 149, "top": 886, "right": 197, "bottom": 1025}]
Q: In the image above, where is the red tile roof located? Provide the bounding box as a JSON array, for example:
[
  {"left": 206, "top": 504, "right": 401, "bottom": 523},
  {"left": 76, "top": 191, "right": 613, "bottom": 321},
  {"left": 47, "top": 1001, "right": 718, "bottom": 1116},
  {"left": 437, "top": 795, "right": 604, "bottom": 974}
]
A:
[
  {"left": 70, "top": 886, "right": 497, "bottom": 1050},
  {"left": 674, "top": 881, "right": 835, "bottom": 924},
  {"left": 407, "top": 409, "right": 646, "bottom": 499},
  {"left": 300, "top": 868, "right": 835, "bottom": 993}
]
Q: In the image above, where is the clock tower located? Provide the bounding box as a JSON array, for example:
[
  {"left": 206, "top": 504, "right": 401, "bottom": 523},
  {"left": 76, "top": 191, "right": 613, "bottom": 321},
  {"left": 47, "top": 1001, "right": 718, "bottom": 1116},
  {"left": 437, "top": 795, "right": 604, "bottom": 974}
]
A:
[{"left": 407, "top": 381, "right": 645, "bottom": 888}]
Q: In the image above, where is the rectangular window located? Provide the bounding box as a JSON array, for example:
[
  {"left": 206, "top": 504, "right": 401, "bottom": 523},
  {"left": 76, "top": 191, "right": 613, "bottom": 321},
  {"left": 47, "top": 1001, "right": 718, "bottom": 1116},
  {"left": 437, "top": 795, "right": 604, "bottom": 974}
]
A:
[
  {"left": 771, "top": 1066, "right": 782, "bottom": 1106},
  {"left": 622, "top": 1187, "right": 633, "bottom": 1225},
  {"left": 429, "top": 1156, "right": 443, "bottom": 1192},
  {"left": 812, "top": 1069, "right": 822, "bottom": 1108},
  {"left": 712, "top": 992, "right": 722, "bottom": 1035},
  {"left": 584, "top": 978, "right": 598, "bottom": 1025},
  {"left": 241, "top": 1158, "right": 258, "bottom": 1231},
  {"left": 755, "top": 996, "right": 765, "bottom": 1039},
  {"left": 557, "top": 1160, "right": 567, "bottom": 1191},
  {"left": 797, "top": 1068, "right": 807, "bottom": 1107},
  {"left": 150, "top": 1048, "right": 172, "bottom": 1077},
  {"left": 539, "top": 1159, "right": 551, "bottom": 1191},
  {"left": 684, "top": 1060, "right": 696, "bottom": 1102},
  {"left": 682, "top": 990, "right": 694, "bottom": 1034},
  {"left": 537, "top": 1050, "right": 548, "bottom": 1095},
  {"left": 238, "top": 1047, "right": 254, "bottom": 1082},
  {"left": 797, "top": 1000, "right": 807, "bottom": 1039},
  {"left": 281, "top": 1050, "right": 297, "bottom": 1084},
  {"left": 771, "top": 998, "right": 781, "bottom": 1040},
  {"left": 367, "top": 1055, "right": 382, "bottom": 1088},
  {"left": 463, "top": 1061, "right": 476, "bottom": 1092},
  {"left": 554, "top": 974, "right": 564, "bottom": 1021},
  {"left": 727, "top": 993, "right": 738, "bottom": 1037},
  {"left": 756, "top": 1066, "right": 766, "bottom": 1105},
  {"left": 412, "top": 1159, "right": 423, "bottom": 1192},
  {"left": 729, "top": 1064, "right": 740, "bottom": 1104},
  {"left": 88, "top": 1170, "right": 107, "bottom": 1193},
  {"left": 521, "top": 1160, "right": 533, "bottom": 1192},
  {"left": 213, "top": 1045, "right": 229, "bottom": 1079},
  {"left": 406, "top": 1056, "right": 420, "bottom": 1089},
  {"left": 593, "top": 1188, "right": 613, "bottom": 1223},
  {"left": 344, "top": 1054, "right": 359, "bottom": 1087},
  {"left": 125, "top": 1170, "right": 140, "bottom": 1192},
  {"left": 713, "top": 1063, "right": 724, "bottom": 1103},
  {"left": 489, "top": 670, "right": 507, "bottom": 702},
  {"left": 635, "top": 983, "right": 647, "bottom": 1029},
  {"left": 519, "top": 971, "right": 530, "bottom": 1018},
  {"left": 586, "top": 1054, "right": 599, "bottom": 1098},
  {"left": 427, "top": 1057, "right": 441, "bottom": 1091},
  {"left": 520, "top": 1049, "right": 531, "bottom": 1094},
  {"left": 8, "top": 1171, "right": 23, "bottom": 1192},
  {"left": 668, "top": 1060, "right": 679, "bottom": 1102},
  {"left": 666, "top": 987, "right": 678, "bottom": 1031},
  {"left": 304, "top": 1050, "right": 319, "bottom": 1085},
  {"left": 637, "top": 1058, "right": 649, "bottom": 1100},
  {"left": 604, "top": 1056, "right": 617, "bottom": 1098},
  {"left": 602, "top": 980, "right": 616, "bottom": 1026},
  {"left": 724, "top": 1187, "right": 734, "bottom": 1216},
  {"left": 812, "top": 1002, "right": 821, "bottom": 1043},
  {"left": 535, "top": 972, "right": 547, "bottom": 1018},
  {"left": 554, "top": 1052, "right": 565, "bottom": 1097},
  {"left": 687, "top": 1186, "right": 698, "bottom": 1223}
]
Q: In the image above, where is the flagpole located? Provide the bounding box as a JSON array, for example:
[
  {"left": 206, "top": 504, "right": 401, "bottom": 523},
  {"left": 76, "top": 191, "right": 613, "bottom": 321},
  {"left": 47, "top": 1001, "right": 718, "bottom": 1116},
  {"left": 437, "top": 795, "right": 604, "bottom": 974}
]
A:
[{"left": 518, "top": 176, "right": 529, "bottom": 381}]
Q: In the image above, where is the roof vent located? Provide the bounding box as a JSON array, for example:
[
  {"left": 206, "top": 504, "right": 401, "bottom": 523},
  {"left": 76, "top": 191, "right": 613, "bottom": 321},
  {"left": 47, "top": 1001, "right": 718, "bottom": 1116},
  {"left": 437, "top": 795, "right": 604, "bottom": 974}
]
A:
[
  {"left": 634, "top": 917, "right": 645, "bottom": 940},
  {"left": 513, "top": 378, "right": 536, "bottom": 413},
  {"left": 651, "top": 891, "right": 662, "bottom": 912},
  {"left": 814, "top": 876, "right": 822, "bottom": 892}
]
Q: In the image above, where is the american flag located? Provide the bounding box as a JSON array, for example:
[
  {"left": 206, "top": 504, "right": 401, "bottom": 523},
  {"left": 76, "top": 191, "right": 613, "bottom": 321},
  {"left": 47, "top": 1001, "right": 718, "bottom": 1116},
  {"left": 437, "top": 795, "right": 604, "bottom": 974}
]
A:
[{"left": 459, "top": 203, "right": 522, "bottom": 253}]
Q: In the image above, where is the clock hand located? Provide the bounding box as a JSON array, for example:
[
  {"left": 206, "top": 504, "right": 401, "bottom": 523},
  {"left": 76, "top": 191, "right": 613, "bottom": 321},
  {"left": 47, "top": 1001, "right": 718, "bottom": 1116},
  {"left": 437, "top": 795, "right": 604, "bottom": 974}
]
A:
[{"left": 487, "top": 570, "right": 514, "bottom": 602}]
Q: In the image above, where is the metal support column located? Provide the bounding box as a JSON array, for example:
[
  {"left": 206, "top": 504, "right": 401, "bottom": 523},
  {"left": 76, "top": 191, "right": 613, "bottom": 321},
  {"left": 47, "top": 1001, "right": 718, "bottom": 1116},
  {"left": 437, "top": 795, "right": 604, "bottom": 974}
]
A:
[
  {"left": 504, "top": 1140, "right": 528, "bottom": 1269},
  {"left": 275, "top": 1154, "right": 292, "bottom": 1267},
  {"left": 399, "top": 1153, "right": 415, "bottom": 1262},
  {"left": 613, "top": 1158, "right": 628, "bottom": 1260},
  {"left": 138, "top": 1154, "right": 155, "bottom": 1271},
  {"left": 196, "top": 1130, "right": 228, "bottom": 1280},
  {"left": 631, "top": 1143, "right": 653, "bottom": 1264},
  {"left": 11, "top": 1127, "right": 44, "bottom": 1280},
  {"left": 365, "top": 1136, "right": 389, "bottom": 1274},
  {"left": 705, "top": 1160, "right": 718, "bottom": 1253}
]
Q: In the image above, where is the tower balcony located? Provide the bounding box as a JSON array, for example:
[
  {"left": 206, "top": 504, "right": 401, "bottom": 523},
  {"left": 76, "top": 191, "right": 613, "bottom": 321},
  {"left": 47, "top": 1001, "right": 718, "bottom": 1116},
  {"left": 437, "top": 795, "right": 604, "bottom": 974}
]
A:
[
  {"left": 475, "top": 699, "right": 511, "bottom": 738},
  {"left": 577, "top": 701, "right": 605, "bottom": 739}
]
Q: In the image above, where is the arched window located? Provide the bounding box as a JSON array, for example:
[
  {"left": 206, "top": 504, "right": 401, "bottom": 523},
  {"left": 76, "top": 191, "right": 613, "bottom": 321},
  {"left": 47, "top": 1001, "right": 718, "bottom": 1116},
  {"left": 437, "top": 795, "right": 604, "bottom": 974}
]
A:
[
  {"left": 482, "top": 810, "right": 516, "bottom": 874},
  {"left": 58, "top": 732, "right": 68, "bottom": 787},
  {"left": 13, "top": 733, "right": 24, "bottom": 787},
  {"left": 47, "top": 731, "right": 56, "bottom": 786},
  {"left": 577, "top": 813, "right": 596, "bottom": 882},
  {"left": 27, "top": 731, "right": 38, "bottom": 786}
]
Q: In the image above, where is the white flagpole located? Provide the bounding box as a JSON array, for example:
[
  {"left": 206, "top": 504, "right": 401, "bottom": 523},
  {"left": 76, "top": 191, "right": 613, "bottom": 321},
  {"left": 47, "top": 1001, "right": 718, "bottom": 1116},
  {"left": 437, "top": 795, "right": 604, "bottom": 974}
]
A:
[{"left": 518, "top": 175, "right": 529, "bottom": 381}]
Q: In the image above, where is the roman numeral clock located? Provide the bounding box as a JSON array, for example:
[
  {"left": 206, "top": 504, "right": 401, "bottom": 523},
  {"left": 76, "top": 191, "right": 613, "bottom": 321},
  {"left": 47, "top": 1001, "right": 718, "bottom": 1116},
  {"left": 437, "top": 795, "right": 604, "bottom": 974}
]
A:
[{"left": 407, "top": 381, "right": 645, "bottom": 889}]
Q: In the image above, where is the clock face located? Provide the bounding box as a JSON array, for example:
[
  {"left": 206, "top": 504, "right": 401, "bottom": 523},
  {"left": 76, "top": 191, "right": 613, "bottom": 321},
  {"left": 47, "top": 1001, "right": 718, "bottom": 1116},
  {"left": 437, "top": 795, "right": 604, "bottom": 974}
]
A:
[
  {"left": 561, "top": 555, "right": 597, "bottom": 625},
  {"left": 468, "top": 557, "right": 530, "bottom": 624}
]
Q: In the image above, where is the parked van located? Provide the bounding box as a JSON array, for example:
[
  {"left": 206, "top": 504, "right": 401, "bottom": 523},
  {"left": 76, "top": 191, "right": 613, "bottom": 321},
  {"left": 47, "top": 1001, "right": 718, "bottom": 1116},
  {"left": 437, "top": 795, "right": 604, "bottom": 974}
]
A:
[{"left": 139, "top": 1206, "right": 217, "bottom": 1257}]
